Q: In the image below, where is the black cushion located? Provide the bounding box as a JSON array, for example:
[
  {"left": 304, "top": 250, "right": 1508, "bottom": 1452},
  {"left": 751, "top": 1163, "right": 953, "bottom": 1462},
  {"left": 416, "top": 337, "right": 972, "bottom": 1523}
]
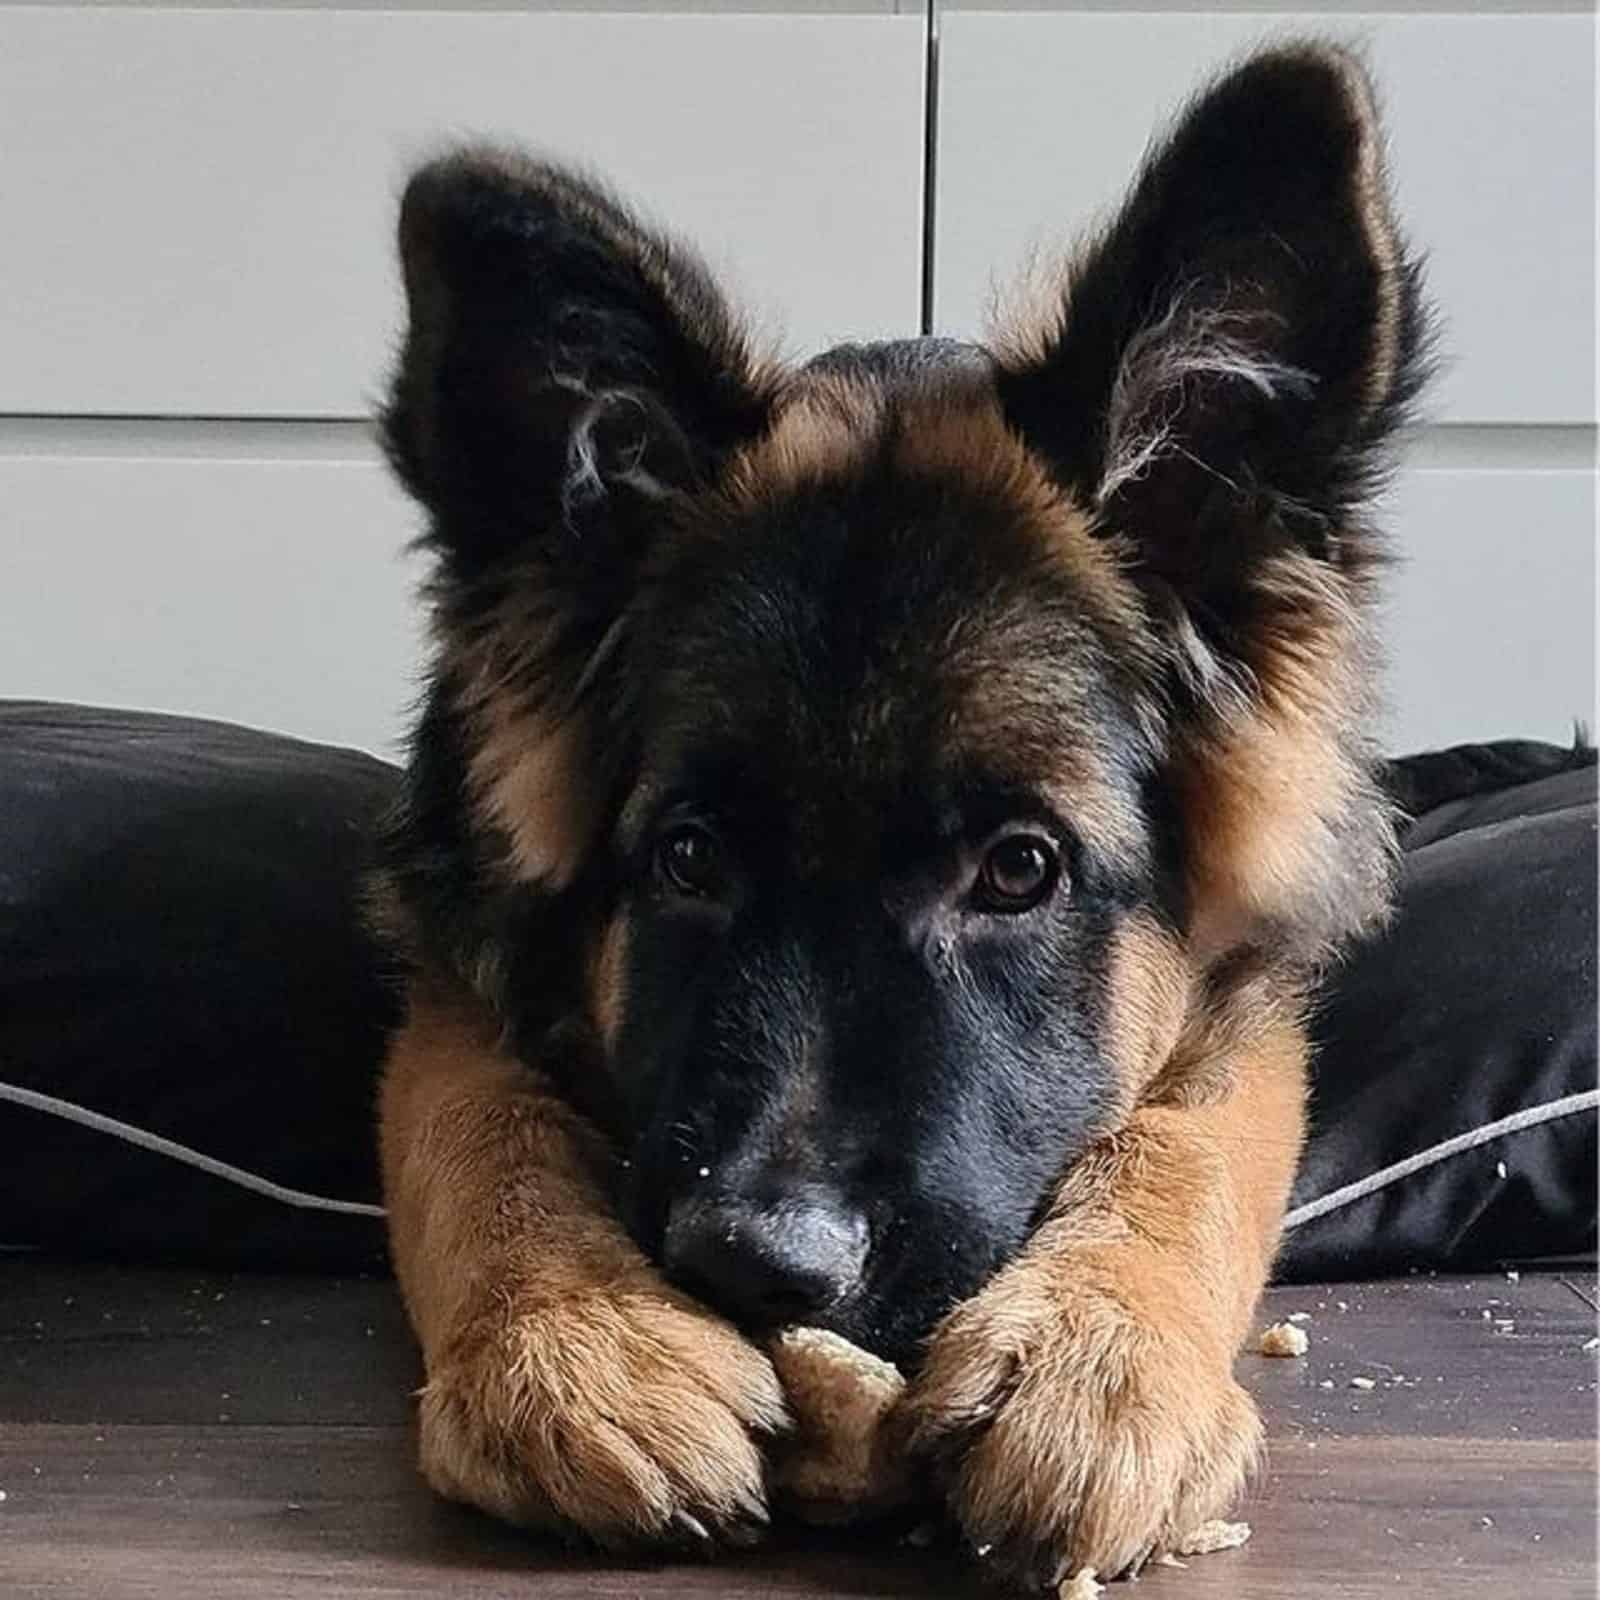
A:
[
  {"left": 1278, "top": 743, "right": 1597, "bottom": 1279},
  {"left": 0, "top": 703, "right": 1593, "bottom": 1279},
  {"left": 0, "top": 703, "right": 396, "bottom": 1269}
]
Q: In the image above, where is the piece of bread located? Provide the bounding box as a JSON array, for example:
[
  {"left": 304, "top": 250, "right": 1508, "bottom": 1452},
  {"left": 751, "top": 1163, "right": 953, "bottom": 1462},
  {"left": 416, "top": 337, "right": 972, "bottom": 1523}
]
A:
[
  {"left": 769, "top": 1327, "right": 1256, "bottom": 1568},
  {"left": 768, "top": 1327, "right": 909, "bottom": 1523}
]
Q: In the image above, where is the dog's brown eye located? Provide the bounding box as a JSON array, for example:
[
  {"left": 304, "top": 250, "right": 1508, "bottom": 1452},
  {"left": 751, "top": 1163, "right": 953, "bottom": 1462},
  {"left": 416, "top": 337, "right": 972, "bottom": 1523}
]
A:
[
  {"left": 656, "top": 825, "right": 727, "bottom": 900},
  {"left": 977, "top": 835, "right": 1058, "bottom": 912}
]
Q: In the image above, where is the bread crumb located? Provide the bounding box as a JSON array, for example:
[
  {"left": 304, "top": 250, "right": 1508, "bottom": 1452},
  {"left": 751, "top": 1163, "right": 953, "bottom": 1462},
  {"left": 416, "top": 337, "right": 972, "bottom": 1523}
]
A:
[
  {"left": 1058, "top": 1568, "right": 1103, "bottom": 1599},
  {"left": 1286, "top": 1312, "right": 1312, "bottom": 1324},
  {"left": 1173, "top": 1520, "right": 1252, "bottom": 1556},
  {"left": 1349, "top": 1376, "right": 1377, "bottom": 1391},
  {"left": 1258, "top": 1322, "right": 1310, "bottom": 1358}
]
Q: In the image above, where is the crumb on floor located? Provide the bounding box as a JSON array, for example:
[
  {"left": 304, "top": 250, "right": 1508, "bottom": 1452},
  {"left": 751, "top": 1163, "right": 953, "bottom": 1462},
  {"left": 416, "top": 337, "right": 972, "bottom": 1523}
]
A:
[{"left": 1259, "top": 1321, "right": 1310, "bottom": 1358}]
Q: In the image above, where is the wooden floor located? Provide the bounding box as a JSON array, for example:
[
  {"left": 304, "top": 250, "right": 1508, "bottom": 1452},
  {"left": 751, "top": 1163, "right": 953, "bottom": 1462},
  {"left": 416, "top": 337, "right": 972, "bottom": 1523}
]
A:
[{"left": 0, "top": 1261, "right": 1593, "bottom": 1598}]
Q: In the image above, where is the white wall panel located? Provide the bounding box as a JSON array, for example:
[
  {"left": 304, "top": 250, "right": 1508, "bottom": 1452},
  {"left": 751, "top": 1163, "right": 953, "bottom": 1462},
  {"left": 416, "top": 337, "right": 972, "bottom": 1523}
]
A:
[
  {"left": 935, "top": 11, "right": 1596, "bottom": 425},
  {"left": 8, "top": 441, "right": 1587, "bottom": 759},
  {"left": 1, "top": 443, "right": 424, "bottom": 757},
  {"left": 0, "top": 9, "right": 924, "bottom": 418},
  {"left": 1381, "top": 463, "right": 1595, "bottom": 752},
  {"left": 4, "top": 7, "right": 1591, "bottom": 758}
]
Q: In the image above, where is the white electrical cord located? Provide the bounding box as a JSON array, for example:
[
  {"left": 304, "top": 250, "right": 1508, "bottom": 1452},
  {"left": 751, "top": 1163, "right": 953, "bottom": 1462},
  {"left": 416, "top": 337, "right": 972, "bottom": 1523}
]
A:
[
  {"left": 1283, "top": 1088, "right": 1599, "bottom": 1230},
  {"left": 3, "top": 1078, "right": 1593, "bottom": 1234},
  {"left": 0, "top": 1079, "right": 386, "bottom": 1217}
]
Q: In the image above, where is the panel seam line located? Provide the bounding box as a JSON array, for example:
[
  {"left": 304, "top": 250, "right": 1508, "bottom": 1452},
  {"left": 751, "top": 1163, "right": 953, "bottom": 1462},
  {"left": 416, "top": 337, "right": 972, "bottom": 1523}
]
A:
[{"left": 919, "top": 0, "right": 939, "bottom": 336}]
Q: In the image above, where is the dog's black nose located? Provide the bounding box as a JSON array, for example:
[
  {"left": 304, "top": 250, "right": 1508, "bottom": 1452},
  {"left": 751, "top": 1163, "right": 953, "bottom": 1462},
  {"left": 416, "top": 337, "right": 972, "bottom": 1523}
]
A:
[{"left": 662, "top": 1190, "right": 869, "bottom": 1326}]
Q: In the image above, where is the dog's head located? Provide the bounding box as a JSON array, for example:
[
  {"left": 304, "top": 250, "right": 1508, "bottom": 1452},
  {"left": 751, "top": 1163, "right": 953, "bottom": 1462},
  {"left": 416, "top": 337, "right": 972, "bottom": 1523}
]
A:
[{"left": 379, "top": 45, "right": 1429, "bottom": 1362}]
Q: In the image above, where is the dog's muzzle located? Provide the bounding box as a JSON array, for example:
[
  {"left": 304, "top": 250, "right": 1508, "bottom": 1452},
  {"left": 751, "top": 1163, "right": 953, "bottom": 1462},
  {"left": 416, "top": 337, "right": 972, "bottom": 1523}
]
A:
[{"left": 661, "top": 1183, "right": 869, "bottom": 1328}]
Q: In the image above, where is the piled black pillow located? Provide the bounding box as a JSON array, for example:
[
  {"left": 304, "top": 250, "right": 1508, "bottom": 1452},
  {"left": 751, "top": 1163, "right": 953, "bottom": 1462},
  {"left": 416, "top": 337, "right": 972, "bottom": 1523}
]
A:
[
  {"left": 0, "top": 702, "right": 1592, "bottom": 1278},
  {"left": 1284, "top": 740, "right": 1596, "bottom": 1277},
  {"left": 0, "top": 703, "right": 396, "bottom": 1269}
]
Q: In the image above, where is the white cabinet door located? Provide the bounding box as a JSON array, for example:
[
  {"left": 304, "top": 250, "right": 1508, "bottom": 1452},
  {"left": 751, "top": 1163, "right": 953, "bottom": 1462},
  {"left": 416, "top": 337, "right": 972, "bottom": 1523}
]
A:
[
  {"left": 1381, "top": 460, "right": 1596, "bottom": 753},
  {"left": 0, "top": 436, "right": 424, "bottom": 757},
  {"left": 0, "top": 9, "right": 925, "bottom": 418},
  {"left": 934, "top": 11, "right": 1596, "bottom": 427},
  {"left": 1, "top": 6, "right": 925, "bottom": 751},
  {"left": 934, "top": 10, "right": 1596, "bottom": 750}
]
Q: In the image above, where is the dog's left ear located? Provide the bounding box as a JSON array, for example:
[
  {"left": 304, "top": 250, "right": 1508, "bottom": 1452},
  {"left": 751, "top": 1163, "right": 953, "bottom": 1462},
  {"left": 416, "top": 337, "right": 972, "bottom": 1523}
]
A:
[{"left": 997, "top": 45, "right": 1432, "bottom": 961}]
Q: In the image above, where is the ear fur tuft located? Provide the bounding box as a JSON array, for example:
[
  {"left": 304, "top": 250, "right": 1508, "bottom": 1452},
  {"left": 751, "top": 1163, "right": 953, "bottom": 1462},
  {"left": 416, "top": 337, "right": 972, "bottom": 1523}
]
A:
[{"left": 383, "top": 145, "right": 777, "bottom": 576}]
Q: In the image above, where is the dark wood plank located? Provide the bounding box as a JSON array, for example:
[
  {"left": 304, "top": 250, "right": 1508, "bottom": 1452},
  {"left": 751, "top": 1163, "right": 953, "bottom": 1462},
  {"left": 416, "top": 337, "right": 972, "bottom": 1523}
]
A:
[
  {"left": 1169, "top": 1437, "right": 1594, "bottom": 1599},
  {"left": 1, "top": 1263, "right": 1594, "bottom": 1597},
  {"left": 1, "top": 1426, "right": 1590, "bottom": 1599},
  {"left": 5, "top": 1267, "right": 1590, "bottom": 1441},
  {"left": 0, "top": 1264, "right": 414, "bottom": 1426},
  {"left": 1246, "top": 1275, "right": 1597, "bottom": 1443}
]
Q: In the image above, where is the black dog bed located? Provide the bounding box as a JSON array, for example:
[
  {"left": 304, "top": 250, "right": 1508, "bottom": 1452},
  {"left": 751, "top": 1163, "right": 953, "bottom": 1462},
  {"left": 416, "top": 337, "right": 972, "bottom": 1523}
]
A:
[{"left": 0, "top": 701, "right": 1593, "bottom": 1279}]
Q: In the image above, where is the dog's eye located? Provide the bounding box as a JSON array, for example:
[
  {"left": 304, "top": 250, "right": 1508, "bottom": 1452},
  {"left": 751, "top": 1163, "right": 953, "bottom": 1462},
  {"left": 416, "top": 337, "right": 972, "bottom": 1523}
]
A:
[
  {"left": 975, "top": 834, "right": 1059, "bottom": 913},
  {"left": 655, "top": 825, "right": 729, "bottom": 900}
]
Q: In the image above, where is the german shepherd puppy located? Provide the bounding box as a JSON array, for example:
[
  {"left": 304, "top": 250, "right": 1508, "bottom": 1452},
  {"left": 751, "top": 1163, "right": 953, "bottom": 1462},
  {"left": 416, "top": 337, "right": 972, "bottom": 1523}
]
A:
[{"left": 374, "top": 42, "right": 1428, "bottom": 1584}]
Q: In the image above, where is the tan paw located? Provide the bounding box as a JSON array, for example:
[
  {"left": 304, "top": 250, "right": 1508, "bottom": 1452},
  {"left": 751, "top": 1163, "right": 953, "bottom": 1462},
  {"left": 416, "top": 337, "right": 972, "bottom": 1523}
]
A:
[
  {"left": 418, "top": 1281, "right": 788, "bottom": 1549},
  {"left": 891, "top": 1253, "right": 1262, "bottom": 1585}
]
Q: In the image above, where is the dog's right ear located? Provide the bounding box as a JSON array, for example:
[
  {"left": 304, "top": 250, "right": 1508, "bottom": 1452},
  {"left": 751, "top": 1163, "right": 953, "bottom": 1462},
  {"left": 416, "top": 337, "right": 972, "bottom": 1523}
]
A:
[{"left": 384, "top": 148, "right": 777, "bottom": 579}]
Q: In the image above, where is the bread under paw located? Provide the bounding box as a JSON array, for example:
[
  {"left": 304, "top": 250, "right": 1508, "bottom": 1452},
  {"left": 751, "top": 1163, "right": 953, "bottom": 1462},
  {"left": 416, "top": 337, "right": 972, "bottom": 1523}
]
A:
[
  {"left": 768, "top": 1327, "right": 910, "bottom": 1524},
  {"left": 769, "top": 1327, "right": 1256, "bottom": 1571}
]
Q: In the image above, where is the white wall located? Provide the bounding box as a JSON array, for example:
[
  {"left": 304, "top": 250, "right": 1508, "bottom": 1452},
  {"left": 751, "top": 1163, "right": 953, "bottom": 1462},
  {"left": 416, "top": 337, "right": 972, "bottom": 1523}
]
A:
[
  {"left": 0, "top": 3, "right": 1593, "bottom": 757},
  {"left": 933, "top": 5, "right": 1597, "bottom": 750}
]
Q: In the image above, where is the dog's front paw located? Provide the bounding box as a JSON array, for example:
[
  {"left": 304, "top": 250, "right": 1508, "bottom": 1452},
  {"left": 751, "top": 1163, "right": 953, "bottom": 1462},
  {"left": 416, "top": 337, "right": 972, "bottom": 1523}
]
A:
[
  {"left": 418, "top": 1280, "right": 788, "bottom": 1549},
  {"left": 892, "top": 1251, "right": 1261, "bottom": 1585}
]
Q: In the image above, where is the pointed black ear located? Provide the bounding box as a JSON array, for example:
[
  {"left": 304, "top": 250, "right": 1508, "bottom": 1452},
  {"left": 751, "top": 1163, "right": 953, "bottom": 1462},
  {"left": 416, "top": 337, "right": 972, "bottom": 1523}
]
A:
[
  {"left": 383, "top": 148, "right": 776, "bottom": 576},
  {"left": 996, "top": 47, "right": 1435, "bottom": 963},
  {"left": 997, "top": 44, "right": 1430, "bottom": 586},
  {"left": 376, "top": 151, "right": 780, "bottom": 951}
]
